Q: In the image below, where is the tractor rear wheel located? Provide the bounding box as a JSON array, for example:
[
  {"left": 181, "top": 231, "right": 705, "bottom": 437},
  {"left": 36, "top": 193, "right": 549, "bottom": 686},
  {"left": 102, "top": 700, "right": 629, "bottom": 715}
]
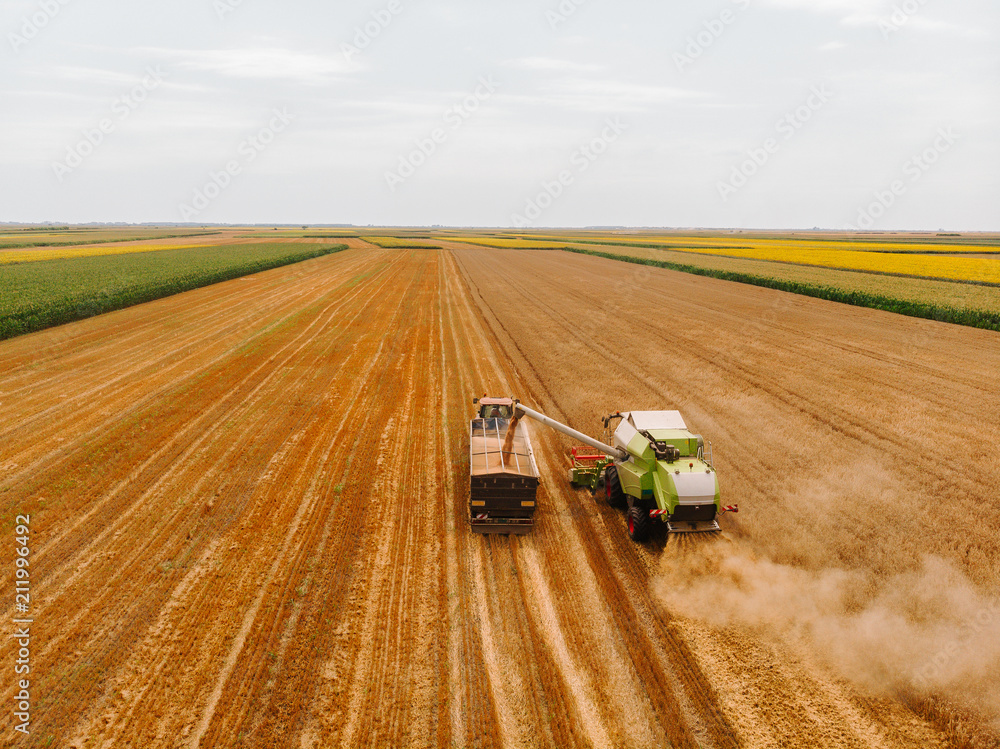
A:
[
  {"left": 604, "top": 465, "right": 625, "bottom": 507},
  {"left": 627, "top": 504, "right": 651, "bottom": 542}
]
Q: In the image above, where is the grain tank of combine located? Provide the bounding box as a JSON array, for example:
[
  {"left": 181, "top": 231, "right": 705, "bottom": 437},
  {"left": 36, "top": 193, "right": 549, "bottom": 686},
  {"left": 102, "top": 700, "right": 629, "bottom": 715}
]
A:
[
  {"left": 514, "top": 404, "right": 736, "bottom": 542},
  {"left": 468, "top": 397, "right": 540, "bottom": 534}
]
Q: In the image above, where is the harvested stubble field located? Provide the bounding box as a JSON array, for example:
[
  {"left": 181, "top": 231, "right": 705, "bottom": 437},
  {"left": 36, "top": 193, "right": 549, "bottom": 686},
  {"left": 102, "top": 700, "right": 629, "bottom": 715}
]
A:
[
  {"left": 447, "top": 233, "right": 1000, "bottom": 330},
  {"left": 1, "top": 242, "right": 999, "bottom": 748},
  {"left": 553, "top": 243, "right": 1000, "bottom": 314}
]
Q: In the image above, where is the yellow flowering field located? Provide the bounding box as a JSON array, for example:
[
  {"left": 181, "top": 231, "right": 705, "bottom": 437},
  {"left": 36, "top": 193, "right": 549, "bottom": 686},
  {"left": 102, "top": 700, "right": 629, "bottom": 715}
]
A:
[
  {"left": 0, "top": 244, "right": 204, "bottom": 265},
  {"left": 449, "top": 234, "right": 1000, "bottom": 285},
  {"left": 506, "top": 232, "right": 1000, "bottom": 254}
]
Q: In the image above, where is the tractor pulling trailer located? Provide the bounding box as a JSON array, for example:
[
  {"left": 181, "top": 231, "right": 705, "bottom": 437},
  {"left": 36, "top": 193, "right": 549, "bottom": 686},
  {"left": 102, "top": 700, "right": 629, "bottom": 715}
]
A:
[{"left": 469, "top": 397, "right": 737, "bottom": 540}]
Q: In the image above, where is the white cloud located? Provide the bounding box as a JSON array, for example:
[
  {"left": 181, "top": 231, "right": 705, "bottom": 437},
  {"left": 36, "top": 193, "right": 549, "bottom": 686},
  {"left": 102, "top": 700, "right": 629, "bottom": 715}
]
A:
[
  {"left": 141, "top": 47, "right": 352, "bottom": 84},
  {"left": 840, "top": 12, "right": 884, "bottom": 26},
  {"left": 759, "top": 0, "right": 884, "bottom": 12},
  {"left": 760, "top": 0, "right": 889, "bottom": 28},
  {"left": 42, "top": 66, "right": 149, "bottom": 85},
  {"left": 906, "top": 16, "right": 994, "bottom": 37},
  {"left": 764, "top": 0, "right": 995, "bottom": 37},
  {"left": 839, "top": 9, "right": 993, "bottom": 36},
  {"left": 503, "top": 57, "right": 604, "bottom": 73},
  {"left": 514, "top": 79, "right": 711, "bottom": 113}
]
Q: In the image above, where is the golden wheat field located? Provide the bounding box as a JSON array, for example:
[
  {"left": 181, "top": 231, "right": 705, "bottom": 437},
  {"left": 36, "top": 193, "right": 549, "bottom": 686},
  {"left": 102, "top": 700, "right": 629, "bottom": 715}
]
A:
[{"left": 2, "top": 229, "right": 999, "bottom": 748}]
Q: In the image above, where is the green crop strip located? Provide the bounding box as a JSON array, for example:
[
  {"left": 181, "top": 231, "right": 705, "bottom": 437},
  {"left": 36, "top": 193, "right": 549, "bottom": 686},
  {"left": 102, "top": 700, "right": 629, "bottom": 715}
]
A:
[
  {"left": 0, "top": 231, "right": 222, "bottom": 251},
  {"left": 563, "top": 247, "right": 1000, "bottom": 333},
  {"left": 0, "top": 243, "right": 348, "bottom": 340}
]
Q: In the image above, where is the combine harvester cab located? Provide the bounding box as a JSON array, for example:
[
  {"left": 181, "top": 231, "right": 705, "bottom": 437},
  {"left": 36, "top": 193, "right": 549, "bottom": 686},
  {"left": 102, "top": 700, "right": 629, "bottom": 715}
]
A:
[{"left": 469, "top": 397, "right": 540, "bottom": 534}]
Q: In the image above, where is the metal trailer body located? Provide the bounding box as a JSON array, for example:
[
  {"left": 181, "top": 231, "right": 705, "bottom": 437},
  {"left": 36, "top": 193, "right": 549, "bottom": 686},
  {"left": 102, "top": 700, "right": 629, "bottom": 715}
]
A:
[{"left": 469, "top": 398, "right": 540, "bottom": 534}]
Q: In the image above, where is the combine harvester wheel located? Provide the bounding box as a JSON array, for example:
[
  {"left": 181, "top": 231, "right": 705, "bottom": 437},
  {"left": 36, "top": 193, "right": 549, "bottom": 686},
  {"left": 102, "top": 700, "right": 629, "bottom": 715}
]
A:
[
  {"left": 626, "top": 504, "right": 651, "bottom": 542},
  {"left": 604, "top": 465, "right": 626, "bottom": 507}
]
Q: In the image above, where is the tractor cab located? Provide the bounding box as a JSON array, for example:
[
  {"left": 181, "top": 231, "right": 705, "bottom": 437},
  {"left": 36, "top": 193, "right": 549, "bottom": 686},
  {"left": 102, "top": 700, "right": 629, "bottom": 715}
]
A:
[{"left": 475, "top": 397, "right": 514, "bottom": 420}]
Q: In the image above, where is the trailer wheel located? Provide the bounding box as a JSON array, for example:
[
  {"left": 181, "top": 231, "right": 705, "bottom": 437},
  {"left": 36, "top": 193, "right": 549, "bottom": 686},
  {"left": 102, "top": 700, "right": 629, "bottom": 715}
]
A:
[
  {"left": 627, "top": 504, "right": 651, "bottom": 542},
  {"left": 604, "top": 465, "right": 625, "bottom": 507}
]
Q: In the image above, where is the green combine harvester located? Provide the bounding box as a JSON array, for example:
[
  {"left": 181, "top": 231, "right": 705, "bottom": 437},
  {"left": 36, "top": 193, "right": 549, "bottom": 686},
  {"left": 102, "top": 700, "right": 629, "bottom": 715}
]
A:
[{"left": 469, "top": 397, "right": 736, "bottom": 541}]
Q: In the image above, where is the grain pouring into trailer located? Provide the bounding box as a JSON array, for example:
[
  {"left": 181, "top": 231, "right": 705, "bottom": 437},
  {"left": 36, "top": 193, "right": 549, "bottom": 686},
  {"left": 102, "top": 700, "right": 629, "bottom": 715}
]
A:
[{"left": 468, "top": 396, "right": 540, "bottom": 534}]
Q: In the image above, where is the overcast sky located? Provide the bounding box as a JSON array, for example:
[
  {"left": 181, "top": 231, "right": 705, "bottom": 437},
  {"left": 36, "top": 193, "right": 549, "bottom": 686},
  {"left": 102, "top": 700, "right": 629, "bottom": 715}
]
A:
[{"left": 1, "top": 0, "right": 997, "bottom": 229}]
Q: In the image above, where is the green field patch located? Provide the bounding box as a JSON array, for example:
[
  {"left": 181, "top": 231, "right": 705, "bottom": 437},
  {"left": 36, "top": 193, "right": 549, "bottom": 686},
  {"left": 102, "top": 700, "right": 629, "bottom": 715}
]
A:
[
  {"left": 0, "top": 230, "right": 221, "bottom": 251},
  {"left": 0, "top": 242, "right": 347, "bottom": 340}
]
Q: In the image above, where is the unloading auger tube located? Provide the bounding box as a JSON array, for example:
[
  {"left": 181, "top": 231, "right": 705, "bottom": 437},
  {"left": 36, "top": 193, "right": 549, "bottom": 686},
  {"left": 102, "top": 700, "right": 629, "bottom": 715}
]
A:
[{"left": 513, "top": 404, "right": 627, "bottom": 461}]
